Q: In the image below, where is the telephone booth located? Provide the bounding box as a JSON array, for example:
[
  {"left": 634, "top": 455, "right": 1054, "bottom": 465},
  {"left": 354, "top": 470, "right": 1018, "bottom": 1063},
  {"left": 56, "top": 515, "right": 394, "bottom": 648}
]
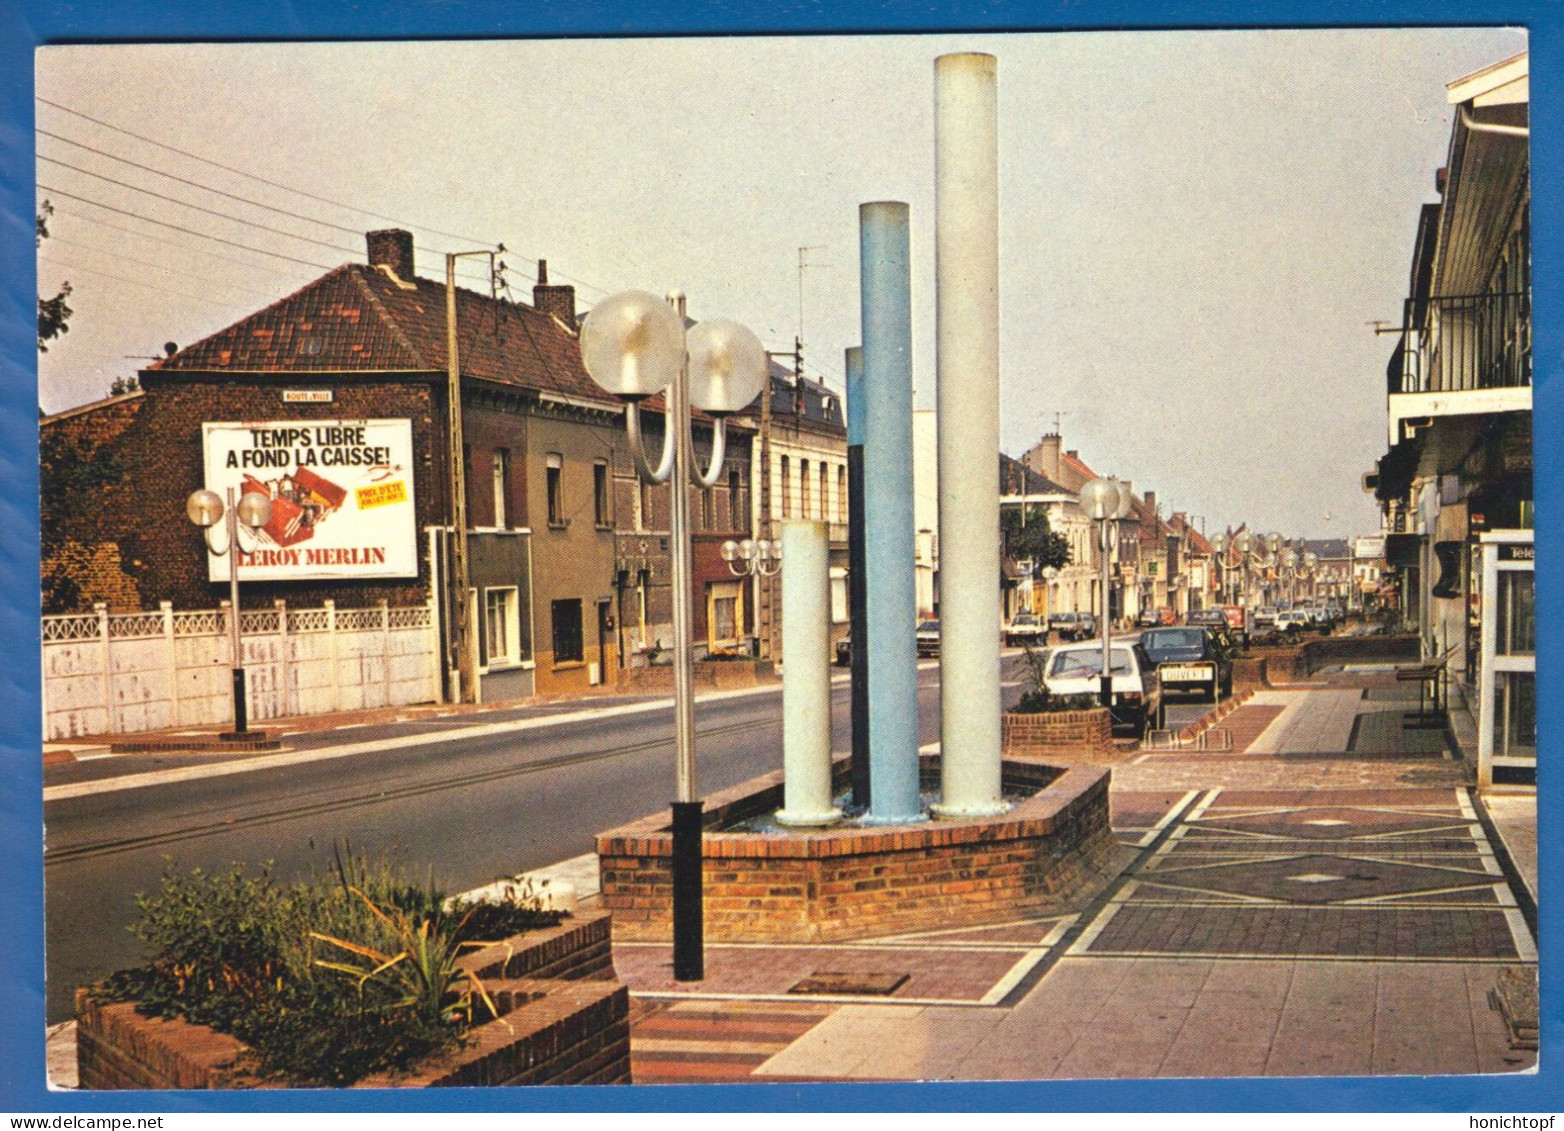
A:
[{"left": 1476, "top": 530, "right": 1535, "bottom": 787}]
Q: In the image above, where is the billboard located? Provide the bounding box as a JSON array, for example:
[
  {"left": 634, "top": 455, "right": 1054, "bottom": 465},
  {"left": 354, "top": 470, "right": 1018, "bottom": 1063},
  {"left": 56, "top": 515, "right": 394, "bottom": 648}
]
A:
[{"left": 200, "top": 419, "right": 418, "bottom": 581}]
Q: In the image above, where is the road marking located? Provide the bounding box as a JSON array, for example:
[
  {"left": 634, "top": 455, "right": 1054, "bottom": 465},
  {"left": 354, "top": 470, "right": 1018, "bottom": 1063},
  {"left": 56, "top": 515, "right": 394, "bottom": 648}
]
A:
[{"left": 44, "top": 679, "right": 801, "bottom": 803}]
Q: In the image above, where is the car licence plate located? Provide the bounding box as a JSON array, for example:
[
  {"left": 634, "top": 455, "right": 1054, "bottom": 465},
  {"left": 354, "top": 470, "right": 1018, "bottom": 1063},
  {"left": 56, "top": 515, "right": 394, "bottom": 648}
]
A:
[{"left": 1161, "top": 664, "right": 1213, "bottom": 682}]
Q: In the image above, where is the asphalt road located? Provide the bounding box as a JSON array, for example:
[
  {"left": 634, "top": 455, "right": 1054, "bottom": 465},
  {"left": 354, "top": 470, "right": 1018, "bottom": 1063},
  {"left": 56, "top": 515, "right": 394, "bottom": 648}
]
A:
[
  {"left": 44, "top": 660, "right": 956, "bottom": 1023},
  {"left": 43, "top": 648, "right": 1212, "bottom": 1023}
]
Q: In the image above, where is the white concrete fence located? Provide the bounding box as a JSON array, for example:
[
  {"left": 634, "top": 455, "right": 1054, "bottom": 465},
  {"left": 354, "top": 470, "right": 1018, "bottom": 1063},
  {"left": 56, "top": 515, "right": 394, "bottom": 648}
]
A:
[{"left": 42, "top": 599, "right": 441, "bottom": 740}]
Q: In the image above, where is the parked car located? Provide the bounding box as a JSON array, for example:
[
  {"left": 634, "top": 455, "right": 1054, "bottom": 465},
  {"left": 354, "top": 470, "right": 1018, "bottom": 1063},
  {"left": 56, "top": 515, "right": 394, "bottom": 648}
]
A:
[
  {"left": 834, "top": 634, "right": 853, "bottom": 666},
  {"left": 1041, "top": 642, "right": 1164, "bottom": 738},
  {"left": 1004, "top": 613, "right": 1047, "bottom": 647},
  {"left": 1048, "top": 611, "right": 1093, "bottom": 641},
  {"left": 1250, "top": 606, "right": 1280, "bottom": 641},
  {"left": 1140, "top": 626, "right": 1233, "bottom": 702},
  {"left": 916, "top": 619, "right": 941, "bottom": 658},
  {"left": 1186, "top": 609, "right": 1240, "bottom": 656},
  {"left": 1136, "top": 607, "right": 1162, "bottom": 628},
  {"left": 1272, "top": 608, "right": 1312, "bottom": 639}
]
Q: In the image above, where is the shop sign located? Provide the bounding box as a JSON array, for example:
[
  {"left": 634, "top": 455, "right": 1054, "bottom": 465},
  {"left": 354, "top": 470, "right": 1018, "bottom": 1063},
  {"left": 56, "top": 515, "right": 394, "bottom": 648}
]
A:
[{"left": 200, "top": 419, "right": 417, "bottom": 581}]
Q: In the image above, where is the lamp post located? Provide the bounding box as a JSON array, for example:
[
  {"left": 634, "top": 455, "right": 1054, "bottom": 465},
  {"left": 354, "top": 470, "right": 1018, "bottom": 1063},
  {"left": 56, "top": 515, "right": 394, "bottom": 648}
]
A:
[
  {"left": 721, "top": 537, "right": 783, "bottom": 580},
  {"left": 580, "top": 289, "right": 768, "bottom": 983},
  {"left": 722, "top": 537, "right": 782, "bottom": 657},
  {"left": 1212, "top": 533, "right": 1230, "bottom": 605},
  {"left": 1078, "top": 478, "right": 1133, "bottom": 710},
  {"left": 186, "top": 486, "right": 273, "bottom": 736}
]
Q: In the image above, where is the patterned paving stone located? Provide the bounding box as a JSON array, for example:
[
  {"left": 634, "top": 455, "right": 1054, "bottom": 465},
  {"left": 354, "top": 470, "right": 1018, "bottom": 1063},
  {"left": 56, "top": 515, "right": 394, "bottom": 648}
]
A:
[
  {"left": 631, "top": 1000, "right": 835, "bottom": 1084},
  {"left": 1139, "top": 852, "right": 1495, "bottom": 904},
  {"left": 1194, "top": 805, "right": 1470, "bottom": 839},
  {"left": 1083, "top": 904, "right": 1521, "bottom": 960}
]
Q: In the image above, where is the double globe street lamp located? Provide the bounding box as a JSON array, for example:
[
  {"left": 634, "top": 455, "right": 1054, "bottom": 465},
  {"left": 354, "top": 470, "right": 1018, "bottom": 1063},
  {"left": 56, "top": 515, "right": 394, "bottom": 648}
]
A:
[
  {"left": 185, "top": 485, "right": 273, "bottom": 736},
  {"left": 579, "top": 289, "right": 769, "bottom": 983},
  {"left": 1077, "top": 477, "right": 1133, "bottom": 710}
]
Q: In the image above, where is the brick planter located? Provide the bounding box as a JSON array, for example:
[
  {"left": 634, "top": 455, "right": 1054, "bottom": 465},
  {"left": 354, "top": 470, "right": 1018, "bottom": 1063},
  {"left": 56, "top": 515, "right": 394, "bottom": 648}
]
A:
[
  {"left": 76, "top": 911, "right": 630, "bottom": 1089},
  {"left": 1231, "top": 655, "right": 1269, "bottom": 690},
  {"left": 1001, "top": 708, "right": 1114, "bottom": 758},
  {"left": 1251, "top": 644, "right": 1304, "bottom": 684},
  {"left": 597, "top": 757, "right": 1117, "bottom": 944},
  {"left": 617, "top": 659, "right": 775, "bottom": 695}
]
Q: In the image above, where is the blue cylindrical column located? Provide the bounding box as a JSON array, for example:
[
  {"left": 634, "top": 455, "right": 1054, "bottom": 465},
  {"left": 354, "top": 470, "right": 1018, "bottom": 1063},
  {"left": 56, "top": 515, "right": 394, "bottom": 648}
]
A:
[
  {"left": 859, "top": 201, "right": 923, "bottom": 825},
  {"left": 845, "top": 345, "right": 870, "bottom": 810}
]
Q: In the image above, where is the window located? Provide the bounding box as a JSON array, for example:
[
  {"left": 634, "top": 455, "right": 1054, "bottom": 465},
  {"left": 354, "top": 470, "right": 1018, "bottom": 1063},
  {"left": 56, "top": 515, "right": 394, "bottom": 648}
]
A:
[
  {"left": 484, "top": 587, "right": 519, "bottom": 665},
  {"left": 551, "top": 598, "right": 584, "bottom": 664},
  {"left": 818, "top": 462, "right": 828, "bottom": 519},
  {"left": 780, "top": 456, "right": 792, "bottom": 518},
  {"left": 801, "top": 459, "right": 811, "bottom": 517},
  {"left": 837, "top": 466, "right": 847, "bottom": 522},
  {"left": 707, "top": 580, "right": 744, "bottom": 648},
  {"left": 831, "top": 567, "right": 848, "bottom": 624},
  {"left": 492, "top": 449, "right": 510, "bottom": 528},
  {"left": 593, "top": 460, "right": 610, "bottom": 527},
  {"left": 546, "top": 453, "right": 564, "bottom": 527},
  {"left": 728, "top": 468, "right": 742, "bottom": 529}
]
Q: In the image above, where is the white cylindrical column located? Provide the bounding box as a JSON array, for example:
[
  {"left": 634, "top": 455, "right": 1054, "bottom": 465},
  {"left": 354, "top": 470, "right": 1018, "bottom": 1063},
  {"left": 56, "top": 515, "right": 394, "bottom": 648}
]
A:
[
  {"left": 932, "top": 52, "right": 1007, "bottom": 818},
  {"left": 775, "top": 520, "right": 841, "bottom": 827}
]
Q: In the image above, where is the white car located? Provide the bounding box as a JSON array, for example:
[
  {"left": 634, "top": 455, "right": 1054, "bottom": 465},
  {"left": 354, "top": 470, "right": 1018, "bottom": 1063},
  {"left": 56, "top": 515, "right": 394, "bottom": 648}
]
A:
[
  {"left": 1273, "top": 609, "right": 1312, "bottom": 635},
  {"left": 1004, "top": 613, "right": 1047, "bottom": 646},
  {"left": 1041, "top": 642, "right": 1165, "bottom": 738}
]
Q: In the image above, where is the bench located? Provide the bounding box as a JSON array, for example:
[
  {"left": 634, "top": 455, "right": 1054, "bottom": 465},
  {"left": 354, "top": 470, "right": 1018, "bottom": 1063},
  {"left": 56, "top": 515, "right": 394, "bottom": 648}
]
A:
[{"left": 1397, "top": 648, "right": 1455, "bottom": 729}]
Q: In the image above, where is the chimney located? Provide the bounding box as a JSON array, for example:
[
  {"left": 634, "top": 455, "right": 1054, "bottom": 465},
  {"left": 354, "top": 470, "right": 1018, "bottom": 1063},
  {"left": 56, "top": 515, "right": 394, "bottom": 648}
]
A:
[
  {"left": 1144, "top": 490, "right": 1157, "bottom": 517},
  {"left": 366, "top": 229, "right": 415, "bottom": 283},
  {"left": 1022, "top": 433, "right": 1062, "bottom": 481},
  {"left": 533, "top": 259, "right": 577, "bottom": 326}
]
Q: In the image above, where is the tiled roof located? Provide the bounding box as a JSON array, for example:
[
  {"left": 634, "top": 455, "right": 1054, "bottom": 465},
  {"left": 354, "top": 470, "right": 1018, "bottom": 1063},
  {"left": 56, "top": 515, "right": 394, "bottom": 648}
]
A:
[
  {"left": 999, "top": 452, "right": 1070, "bottom": 496},
  {"left": 1059, "top": 450, "right": 1097, "bottom": 481},
  {"left": 150, "top": 264, "right": 620, "bottom": 408}
]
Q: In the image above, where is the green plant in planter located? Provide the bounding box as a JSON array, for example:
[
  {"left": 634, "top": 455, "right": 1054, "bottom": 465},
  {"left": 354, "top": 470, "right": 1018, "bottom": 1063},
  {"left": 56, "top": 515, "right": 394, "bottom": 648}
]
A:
[
  {"left": 93, "top": 851, "right": 565, "bottom": 1087},
  {"left": 310, "top": 886, "right": 502, "bottom": 1030},
  {"left": 1012, "top": 641, "right": 1101, "bottom": 715}
]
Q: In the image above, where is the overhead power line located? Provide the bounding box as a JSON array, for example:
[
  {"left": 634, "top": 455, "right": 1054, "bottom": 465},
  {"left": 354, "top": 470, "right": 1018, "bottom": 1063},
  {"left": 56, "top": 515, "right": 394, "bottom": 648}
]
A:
[
  {"left": 51, "top": 205, "right": 322, "bottom": 284},
  {"left": 38, "top": 183, "right": 341, "bottom": 272},
  {"left": 39, "top": 154, "right": 372, "bottom": 259},
  {"left": 39, "top": 254, "right": 254, "bottom": 312},
  {"left": 44, "top": 235, "right": 286, "bottom": 303},
  {"left": 37, "top": 96, "right": 614, "bottom": 297}
]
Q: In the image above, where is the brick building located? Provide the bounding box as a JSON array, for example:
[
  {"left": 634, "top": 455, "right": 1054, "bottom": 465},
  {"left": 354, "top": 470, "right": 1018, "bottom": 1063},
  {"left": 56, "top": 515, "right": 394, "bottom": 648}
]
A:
[{"left": 41, "top": 229, "right": 755, "bottom": 709}]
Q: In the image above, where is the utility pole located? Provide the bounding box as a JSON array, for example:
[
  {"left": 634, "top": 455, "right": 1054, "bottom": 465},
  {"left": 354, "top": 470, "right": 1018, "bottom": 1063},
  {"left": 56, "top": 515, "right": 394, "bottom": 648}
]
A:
[
  {"left": 445, "top": 248, "right": 497, "bottom": 704},
  {"left": 759, "top": 356, "right": 774, "bottom": 659}
]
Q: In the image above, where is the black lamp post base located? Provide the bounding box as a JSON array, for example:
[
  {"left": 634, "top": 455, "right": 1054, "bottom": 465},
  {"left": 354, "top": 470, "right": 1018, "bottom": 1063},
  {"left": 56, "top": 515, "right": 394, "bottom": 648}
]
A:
[{"left": 671, "top": 799, "right": 705, "bottom": 982}]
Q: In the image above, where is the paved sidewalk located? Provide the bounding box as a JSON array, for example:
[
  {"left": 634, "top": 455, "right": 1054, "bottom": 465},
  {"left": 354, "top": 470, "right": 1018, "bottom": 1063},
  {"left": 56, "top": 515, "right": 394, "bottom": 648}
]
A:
[{"left": 616, "top": 669, "right": 1538, "bottom": 1084}]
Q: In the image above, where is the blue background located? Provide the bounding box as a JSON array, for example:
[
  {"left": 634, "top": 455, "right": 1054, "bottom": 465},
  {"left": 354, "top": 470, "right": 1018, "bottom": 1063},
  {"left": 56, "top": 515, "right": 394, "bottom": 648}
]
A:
[{"left": 0, "top": 0, "right": 1556, "bottom": 1113}]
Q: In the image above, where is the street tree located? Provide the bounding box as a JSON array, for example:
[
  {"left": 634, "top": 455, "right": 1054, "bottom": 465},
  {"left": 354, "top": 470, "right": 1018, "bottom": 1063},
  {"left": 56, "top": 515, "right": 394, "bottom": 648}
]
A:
[
  {"left": 1001, "top": 502, "right": 1070, "bottom": 574},
  {"left": 37, "top": 201, "right": 73, "bottom": 353}
]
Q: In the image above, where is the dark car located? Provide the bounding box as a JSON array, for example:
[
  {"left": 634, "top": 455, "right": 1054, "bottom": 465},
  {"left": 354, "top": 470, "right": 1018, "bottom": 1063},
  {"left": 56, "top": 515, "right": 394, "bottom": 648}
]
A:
[
  {"left": 916, "top": 619, "right": 941, "bottom": 658},
  {"left": 1186, "top": 608, "right": 1243, "bottom": 653},
  {"left": 1140, "top": 626, "right": 1233, "bottom": 703},
  {"left": 834, "top": 634, "right": 853, "bottom": 666}
]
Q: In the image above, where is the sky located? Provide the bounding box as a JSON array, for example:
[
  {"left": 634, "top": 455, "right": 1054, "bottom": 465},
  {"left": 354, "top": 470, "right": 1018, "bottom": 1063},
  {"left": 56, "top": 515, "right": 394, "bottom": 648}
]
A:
[{"left": 34, "top": 28, "right": 1527, "bottom": 541}]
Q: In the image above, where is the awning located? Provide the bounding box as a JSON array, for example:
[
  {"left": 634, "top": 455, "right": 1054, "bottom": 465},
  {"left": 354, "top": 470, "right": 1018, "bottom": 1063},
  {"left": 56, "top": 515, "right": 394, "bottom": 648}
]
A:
[{"left": 1385, "top": 532, "right": 1423, "bottom": 568}]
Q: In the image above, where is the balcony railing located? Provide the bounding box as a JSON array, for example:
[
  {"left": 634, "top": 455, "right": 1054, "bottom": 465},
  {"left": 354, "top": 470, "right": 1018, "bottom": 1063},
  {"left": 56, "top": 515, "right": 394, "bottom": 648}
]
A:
[{"left": 1392, "top": 291, "right": 1530, "bottom": 395}]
